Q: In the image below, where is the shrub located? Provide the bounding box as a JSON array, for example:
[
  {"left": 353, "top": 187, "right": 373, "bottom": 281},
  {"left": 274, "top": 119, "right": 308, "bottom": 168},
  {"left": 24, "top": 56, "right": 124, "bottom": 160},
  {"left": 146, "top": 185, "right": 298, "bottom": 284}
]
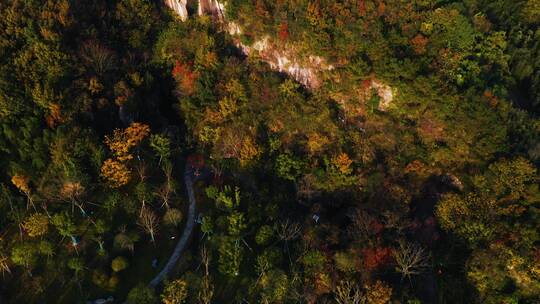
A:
[{"left": 111, "top": 256, "right": 129, "bottom": 272}]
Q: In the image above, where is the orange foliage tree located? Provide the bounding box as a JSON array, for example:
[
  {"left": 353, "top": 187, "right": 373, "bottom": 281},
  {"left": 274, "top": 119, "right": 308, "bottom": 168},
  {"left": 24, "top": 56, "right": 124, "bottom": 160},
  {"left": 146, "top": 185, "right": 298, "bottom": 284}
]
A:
[
  {"left": 333, "top": 153, "right": 353, "bottom": 174},
  {"left": 11, "top": 175, "right": 35, "bottom": 210},
  {"left": 101, "top": 159, "right": 131, "bottom": 188},
  {"left": 411, "top": 34, "right": 428, "bottom": 55}
]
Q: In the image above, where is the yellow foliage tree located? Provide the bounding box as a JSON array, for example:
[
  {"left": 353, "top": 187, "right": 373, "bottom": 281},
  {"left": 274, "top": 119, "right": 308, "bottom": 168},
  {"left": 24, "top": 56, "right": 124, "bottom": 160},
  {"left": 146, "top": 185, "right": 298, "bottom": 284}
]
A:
[
  {"left": 101, "top": 123, "right": 150, "bottom": 188},
  {"left": 101, "top": 159, "right": 131, "bottom": 188},
  {"left": 161, "top": 279, "right": 188, "bottom": 304},
  {"left": 364, "top": 281, "right": 392, "bottom": 304},
  {"left": 104, "top": 122, "right": 150, "bottom": 162},
  {"left": 22, "top": 213, "right": 49, "bottom": 237},
  {"left": 307, "top": 133, "right": 329, "bottom": 155},
  {"left": 239, "top": 137, "right": 261, "bottom": 167}
]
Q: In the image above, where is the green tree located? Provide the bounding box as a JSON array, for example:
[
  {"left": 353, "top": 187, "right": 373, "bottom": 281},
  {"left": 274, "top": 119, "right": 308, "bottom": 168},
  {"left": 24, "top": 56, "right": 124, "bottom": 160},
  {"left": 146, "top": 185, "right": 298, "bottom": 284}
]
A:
[
  {"left": 275, "top": 153, "right": 305, "bottom": 182},
  {"left": 437, "top": 157, "right": 540, "bottom": 301},
  {"left": 150, "top": 134, "right": 172, "bottom": 164},
  {"left": 218, "top": 237, "right": 243, "bottom": 277},
  {"left": 11, "top": 242, "right": 38, "bottom": 270},
  {"left": 51, "top": 212, "right": 76, "bottom": 238},
  {"left": 68, "top": 257, "right": 85, "bottom": 278},
  {"left": 115, "top": 0, "right": 159, "bottom": 49},
  {"left": 255, "top": 225, "right": 274, "bottom": 245},
  {"left": 127, "top": 283, "right": 158, "bottom": 304}
]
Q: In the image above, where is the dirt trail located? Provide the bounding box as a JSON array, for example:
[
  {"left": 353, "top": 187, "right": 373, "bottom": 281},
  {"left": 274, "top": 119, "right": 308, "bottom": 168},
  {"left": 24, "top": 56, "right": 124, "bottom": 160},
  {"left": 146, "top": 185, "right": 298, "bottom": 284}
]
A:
[{"left": 149, "top": 165, "right": 197, "bottom": 287}]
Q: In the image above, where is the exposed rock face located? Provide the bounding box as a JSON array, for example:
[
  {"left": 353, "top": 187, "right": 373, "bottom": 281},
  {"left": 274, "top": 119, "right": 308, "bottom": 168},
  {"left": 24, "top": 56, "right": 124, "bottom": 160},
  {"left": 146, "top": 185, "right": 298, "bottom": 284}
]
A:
[
  {"left": 369, "top": 80, "right": 394, "bottom": 111},
  {"left": 164, "top": 0, "right": 394, "bottom": 107},
  {"left": 164, "top": 0, "right": 188, "bottom": 21},
  {"left": 198, "top": 0, "right": 225, "bottom": 20},
  {"left": 235, "top": 36, "right": 333, "bottom": 88},
  {"left": 168, "top": 0, "right": 331, "bottom": 88}
]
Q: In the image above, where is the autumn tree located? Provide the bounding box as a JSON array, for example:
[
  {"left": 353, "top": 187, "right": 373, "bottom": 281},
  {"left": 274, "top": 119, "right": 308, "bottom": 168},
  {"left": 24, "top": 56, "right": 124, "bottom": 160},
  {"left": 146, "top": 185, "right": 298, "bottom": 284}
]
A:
[
  {"left": 161, "top": 279, "right": 188, "bottom": 304},
  {"left": 101, "top": 159, "right": 131, "bottom": 188},
  {"left": 114, "top": 226, "right": 140, "bottom": 253},
  {"left": 60, "top": 181, "right": 86, "bottom": 214},
  {"left": 363, "top": 281, "right": 392, "bottom": 304},
  {"left": 198, "top": 246, "right": 214, "bottom": 304},
  {"left": 334, "top": 280, "right": 362, "bottom": 304},
  {"left": 22, "top": 213, "right": 49, "bottom": 238},
  {"left": 101, "top": 122, "right": 150, "bottom": 188},
  {"left": 11, "top": 175, "right": 35, "bottom": 210},
  {"left": 276, "top": 220, "right": 301, "bottom": 242},
  {"left": 138, "top": 207, "right": 159, "bottom": 243},
  {"left": 156, "top": 163, "right": 176, "bottom": 209},
  {"left": 104, "top": 122, "right": 150, "bottom": 162},
  {"left": 392, "top": 240, "right": 430, "bottom": 280},
  {"left": 111, "top": 256, "right": 129, "bottom": 272},
  {"left": 157, "top": 182, "right": 175, "bottom": 209},
  {"left": 0, "top": 252, "right": 11, "bottom": 277},
  {"left": 333, "top": 152, "right": 353, "bottom": 174},
  {"left": 163, "top": 208, "right": 183, "bottom": 227}
]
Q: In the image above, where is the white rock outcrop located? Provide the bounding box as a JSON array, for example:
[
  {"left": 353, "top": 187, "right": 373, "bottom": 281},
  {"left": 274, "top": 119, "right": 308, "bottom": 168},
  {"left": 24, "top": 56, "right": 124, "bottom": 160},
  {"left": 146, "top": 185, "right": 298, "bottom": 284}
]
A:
[
  {"left": 198, "top": 0, "right": 225, "bottom": 20},
  {"left": 236, "top": 38, "right": 332, "bottom": 88},
  {"left": 164, "top": 0, "right": 188, "bottom": 21},
  {"left": 164, "top": 0, "right": 394, "bottom": 107},
  {"left": 370, "top": 80, "right": 394, "bottom": 111},
  {"left": 164, "top": 0, "right": 330, "bottom": 88}
]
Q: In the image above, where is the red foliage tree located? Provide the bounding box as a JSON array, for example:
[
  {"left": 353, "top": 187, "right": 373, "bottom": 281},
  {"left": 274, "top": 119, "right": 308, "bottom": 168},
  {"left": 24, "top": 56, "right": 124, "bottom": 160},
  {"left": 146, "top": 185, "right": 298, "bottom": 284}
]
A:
[
  {"left": 358, "top": 0, "right": 367, "bottom": 16},
  {"left": 377, "top": 1, "right": 386, "bottom": 16},
  {"left": 172, "top": 60, "right": 198, "bottom": 95},
  {"left": 278, "top": 22, "right": 289, "bottom": 41},
  {"left": 362, "top": 247, "right": 393, "bottom": 271},
  {"left": 411, "top": 34, "right": 429, "bottom": 55}
]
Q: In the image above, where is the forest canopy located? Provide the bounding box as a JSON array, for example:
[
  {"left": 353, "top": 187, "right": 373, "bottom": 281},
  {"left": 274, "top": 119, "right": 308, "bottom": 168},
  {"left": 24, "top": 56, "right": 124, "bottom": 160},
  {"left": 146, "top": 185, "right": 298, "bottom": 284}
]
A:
[{"left": 0, "top": 0, "right": 539, "bottom": 303}]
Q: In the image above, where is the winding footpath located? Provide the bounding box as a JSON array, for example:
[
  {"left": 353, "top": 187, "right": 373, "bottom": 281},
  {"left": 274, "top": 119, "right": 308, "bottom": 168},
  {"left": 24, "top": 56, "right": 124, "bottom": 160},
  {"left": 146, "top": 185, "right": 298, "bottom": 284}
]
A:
[{"left": 149, "top": 166, "right": 197, "bottom": 287}]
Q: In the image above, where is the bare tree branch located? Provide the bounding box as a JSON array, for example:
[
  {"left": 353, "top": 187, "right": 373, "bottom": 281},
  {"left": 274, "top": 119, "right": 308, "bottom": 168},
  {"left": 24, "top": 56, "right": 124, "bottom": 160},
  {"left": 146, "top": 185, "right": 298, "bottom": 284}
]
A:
[{"left": 392, "top": 240, "right": 430, "bottom": 280}]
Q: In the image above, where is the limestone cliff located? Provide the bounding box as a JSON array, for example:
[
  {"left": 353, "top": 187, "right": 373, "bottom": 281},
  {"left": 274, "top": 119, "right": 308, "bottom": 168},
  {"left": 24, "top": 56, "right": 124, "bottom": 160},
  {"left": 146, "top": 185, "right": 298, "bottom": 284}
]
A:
[
  {"left": 197, "top": 0, "right": 225, "bottom": 20},
  {"left": 163, "top": 0, "right": 394, "bottom": 109},
  {"left": 164, "top": 0, "right": 188, "bottom": 21},
  {"left": 234, "top": 37, "right": 333, "bottom": 88},
  {"left": 163, "top": 0, "right": 330, "bottom": 88}
]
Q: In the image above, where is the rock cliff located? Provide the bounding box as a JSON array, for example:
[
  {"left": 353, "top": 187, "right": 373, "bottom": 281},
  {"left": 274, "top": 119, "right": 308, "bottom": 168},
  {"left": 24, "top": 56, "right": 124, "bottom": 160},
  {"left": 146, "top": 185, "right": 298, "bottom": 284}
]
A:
[
  {"left": 197, "top": 0, "right": 225, "bottom": 20},
  {"left": 162, "top": 0, "right": 394, "bottom": 109},
  {"left": 164, "top": 0, "right": 188, "bottom": 21},
  {"left": 164, "top": 0, "right": 330, "bottom": 88}
]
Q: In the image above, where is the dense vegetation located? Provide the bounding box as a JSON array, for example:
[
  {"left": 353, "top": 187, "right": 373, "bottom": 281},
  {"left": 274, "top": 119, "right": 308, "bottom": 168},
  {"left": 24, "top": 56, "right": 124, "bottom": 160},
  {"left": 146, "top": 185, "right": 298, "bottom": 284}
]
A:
[{"left": 0, "top": 0, "right": 539, "bottom": 303}]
